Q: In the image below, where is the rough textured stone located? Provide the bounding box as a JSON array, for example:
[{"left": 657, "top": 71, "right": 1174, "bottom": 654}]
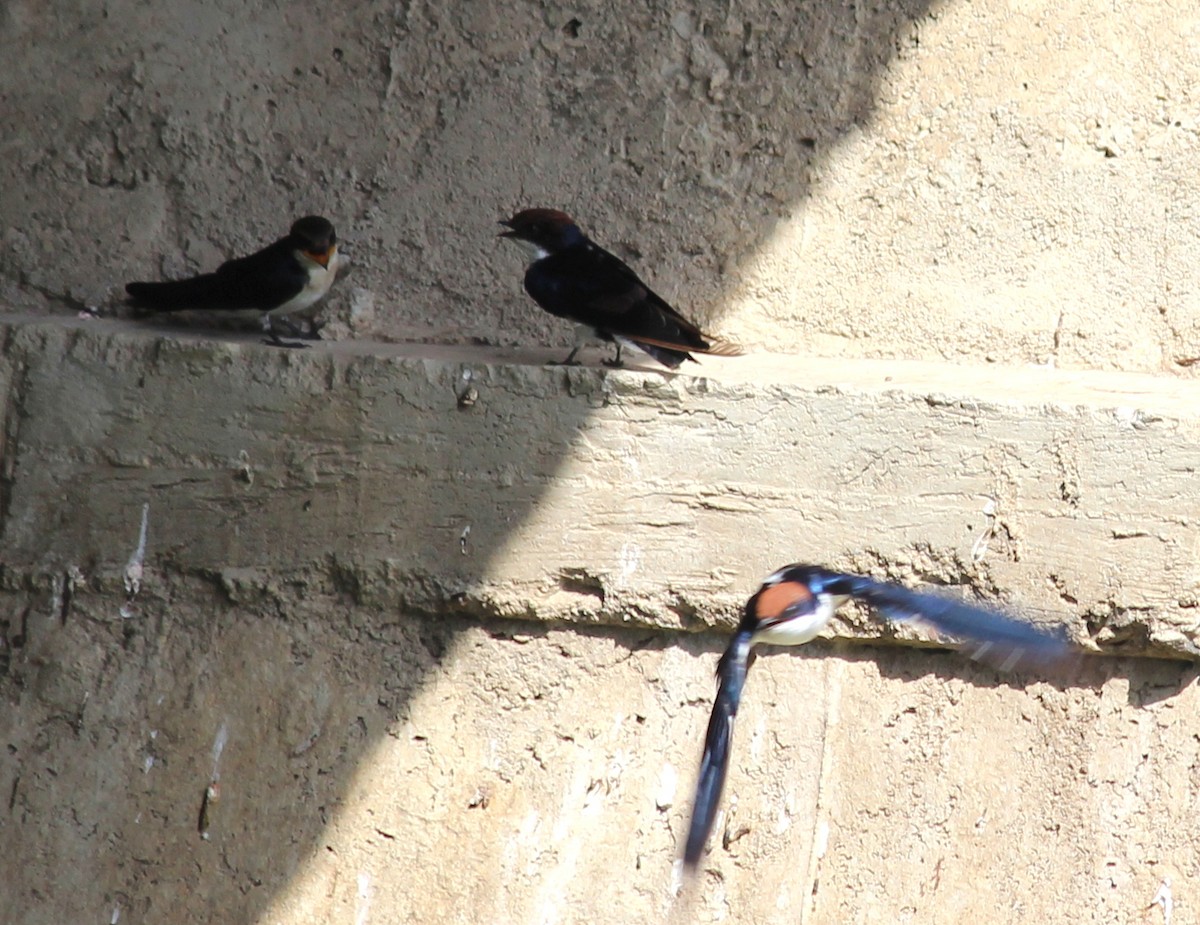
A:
[
  {"left": 2, "top": 1, "right": 1198, "bottom": 373},
  {"left": 3, "top": 316, "right": 1199, "bottom": 654},
  {"left": 1, "top": 316, "right": 1198, "bottom": 924},
  {"left": 3, "top": 5, "right": 1199, "bottom": 917}
]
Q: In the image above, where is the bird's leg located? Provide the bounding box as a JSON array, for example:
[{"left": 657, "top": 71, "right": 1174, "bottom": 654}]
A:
[
  {"left": 274, "top": 316, "right": 304, "bottom": 337},
  {"left": 549, "top": 346, "right": 582, "bottom": 366},
  {"left": 274, "top": 316, "right": 323, "bottom": 340},
  {"left": 261, "top": 315, "right": 308, "bottom": 349},
  {"left": 602, "top": 342, "right": 624, "bottom": 368}
]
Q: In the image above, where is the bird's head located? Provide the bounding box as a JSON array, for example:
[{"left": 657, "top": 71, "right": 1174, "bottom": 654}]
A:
[
  {"left": 290, "top": 216, "right": 338, "bottom": 268},
  {"left": 747, "top": 567, "right": 821, "bottom": 627},
  {"left": 498, "top": 208, "right": 583, "bottom": 259},
  {"left": 738, "top": 564, "right": 853, "bottom": 648}
]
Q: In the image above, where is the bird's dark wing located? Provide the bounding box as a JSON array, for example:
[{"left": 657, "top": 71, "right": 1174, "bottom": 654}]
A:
[
  {"left": 803, "top": 567, "right": 1072, "bottom": 669},
  {"left": 210, "top": 238, "right": 307, "bottom": 307},
  {"left": 525, "top": 243, "right": 714, "bottom": 352},
  {"left": 126, "top": 239, "right": 304, "bottom": 312},
  {"left": 126, "top": 271, "right": 238, "bottom": 312},
  {"left": 684, "top": 628, "right": 754, "bottom": 869}
]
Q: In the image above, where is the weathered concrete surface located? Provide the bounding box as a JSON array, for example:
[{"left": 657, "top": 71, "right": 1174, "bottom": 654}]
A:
[
  {"left": 2, "top": 0, "right": 1198, "bottom": 373},
  {"left": 5, "top": 0, "right": 1200, "bottom": 919},
  {"left": 2, "top": 580, "right": 1196, "bottom": 925},
  {"left": 3, "top": 316, "right": 1199, "bottom": 655},
  {"left": 1, "top": 316, "right": 1199, "bottom": 925}
]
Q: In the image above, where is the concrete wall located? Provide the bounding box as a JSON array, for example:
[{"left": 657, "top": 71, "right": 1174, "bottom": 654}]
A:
[
  {"left": 2, "top": 0, "right": 1199, "bottom": 923},
  {"left": 2, "top": 317, "right": 1199, "bottom": 924},
  {"left": 2, "top": 0, "right": 1198, "bottom": 370}
]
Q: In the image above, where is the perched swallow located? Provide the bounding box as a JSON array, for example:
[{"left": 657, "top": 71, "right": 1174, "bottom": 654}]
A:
[
  {"left": 683, "top": 564, "right": 1072, "bottom": 869},
  {"left": 126, "top": 216, "right": 342, "bottom": 347},
  {"left": 498, "top": 208, "right": 743, "bottom": 369}
]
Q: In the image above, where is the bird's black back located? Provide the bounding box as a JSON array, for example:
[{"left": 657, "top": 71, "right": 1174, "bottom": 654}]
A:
[
  {"left": 523, "top": 241, "right": 711, "bottom": 352},
  {"left": 126, "top": 237, "right": 306, "bottom": 312}
]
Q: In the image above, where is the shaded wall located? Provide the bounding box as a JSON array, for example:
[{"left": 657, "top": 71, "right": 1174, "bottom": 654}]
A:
[{"left": 2, "top": 0, "right": 1196, "bottom": 369}]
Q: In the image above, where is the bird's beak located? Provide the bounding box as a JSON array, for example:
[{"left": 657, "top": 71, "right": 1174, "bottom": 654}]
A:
[{"left": 497, "top": 220, "right": 516, "bottom": 239}]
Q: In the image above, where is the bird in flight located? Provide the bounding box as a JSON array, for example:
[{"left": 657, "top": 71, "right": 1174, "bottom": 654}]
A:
[{"left": 683, "top": 563, "right": 1074, "bottom": 869}]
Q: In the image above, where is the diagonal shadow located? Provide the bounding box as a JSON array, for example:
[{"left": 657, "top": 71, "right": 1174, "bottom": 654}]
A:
[{"left": 0, "top": 1, "right": 993, "bottom": 923}]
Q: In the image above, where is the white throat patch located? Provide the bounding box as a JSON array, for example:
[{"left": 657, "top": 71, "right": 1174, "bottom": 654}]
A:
[
  {"left": 511, "top": 239, "right": 551, "bottom": 262},
  {"left": 265, "top": 246, "right": 340, "bottom": 318}
]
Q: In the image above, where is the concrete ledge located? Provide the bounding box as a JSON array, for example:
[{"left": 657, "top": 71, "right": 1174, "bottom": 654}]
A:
[{"left": 2, "top": 314, "right": 1198, "bottom": 658}]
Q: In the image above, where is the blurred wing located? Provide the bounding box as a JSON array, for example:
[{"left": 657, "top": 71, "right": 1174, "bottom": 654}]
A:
[
  {"left": 850, "top": 576, "right": 1072, "bottom": 670},
  {"left": 684, "top": 630, "right": 753, "bottom": 869}
]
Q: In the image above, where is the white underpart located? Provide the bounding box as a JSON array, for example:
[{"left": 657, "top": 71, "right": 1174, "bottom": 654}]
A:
[
  {"left": 613, "top": 334, "right": 655, "bottom": 358},
  {"left": 581, "top": 331, "right": 656, "bottom": 364},
  {"left": 751, "top": 593, "right": 844, "bottom": 647},
  {"left": 264, "top": 245, "right": 341, "bottom": 319}
]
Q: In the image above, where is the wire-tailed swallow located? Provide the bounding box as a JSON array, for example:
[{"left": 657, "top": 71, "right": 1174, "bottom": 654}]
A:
[
  {"left": 126, "top": 216, "right": 342, "bottom": 348},
  {"left": 498, "top": 208, "right": 743, "bottom": 369},
  {"left": 683, "top": 564, "right": 1072, "bottom": 869}
]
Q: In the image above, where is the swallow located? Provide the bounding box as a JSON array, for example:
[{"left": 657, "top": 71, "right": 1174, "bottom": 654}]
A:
[
  {"left": 126, "top": 216, "right": 342, "bottom": 348},
  {"left": 498, "top": 208, "right": 743, "bottom": 369},
  {"left": 683, "top": 564, "right": 1072, "bottom": 869}
]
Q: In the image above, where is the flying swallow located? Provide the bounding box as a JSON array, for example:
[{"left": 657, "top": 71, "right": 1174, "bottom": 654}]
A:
[
  {"left": 498, "top": 208, "right": 743, "bottom": 369},
  {"left": 683, "top": 564, "right": 1072, "bottom": 869},
  {"left": 126, "top": 216, "right": 342, "bottom": 347}
]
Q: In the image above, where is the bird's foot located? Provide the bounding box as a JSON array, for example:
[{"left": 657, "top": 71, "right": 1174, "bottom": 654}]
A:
[
  {"left": 601, "top": 357, "right": 625, "bottom": 369},
  {"left": 262, "top": 336, "right": 309, "bottom": 349},
  {"left": 263, "top": 318, "right": 312, "bottom": 349},
  {"left": 274, "top": 317, "right": 323, "bottom": 340}
]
